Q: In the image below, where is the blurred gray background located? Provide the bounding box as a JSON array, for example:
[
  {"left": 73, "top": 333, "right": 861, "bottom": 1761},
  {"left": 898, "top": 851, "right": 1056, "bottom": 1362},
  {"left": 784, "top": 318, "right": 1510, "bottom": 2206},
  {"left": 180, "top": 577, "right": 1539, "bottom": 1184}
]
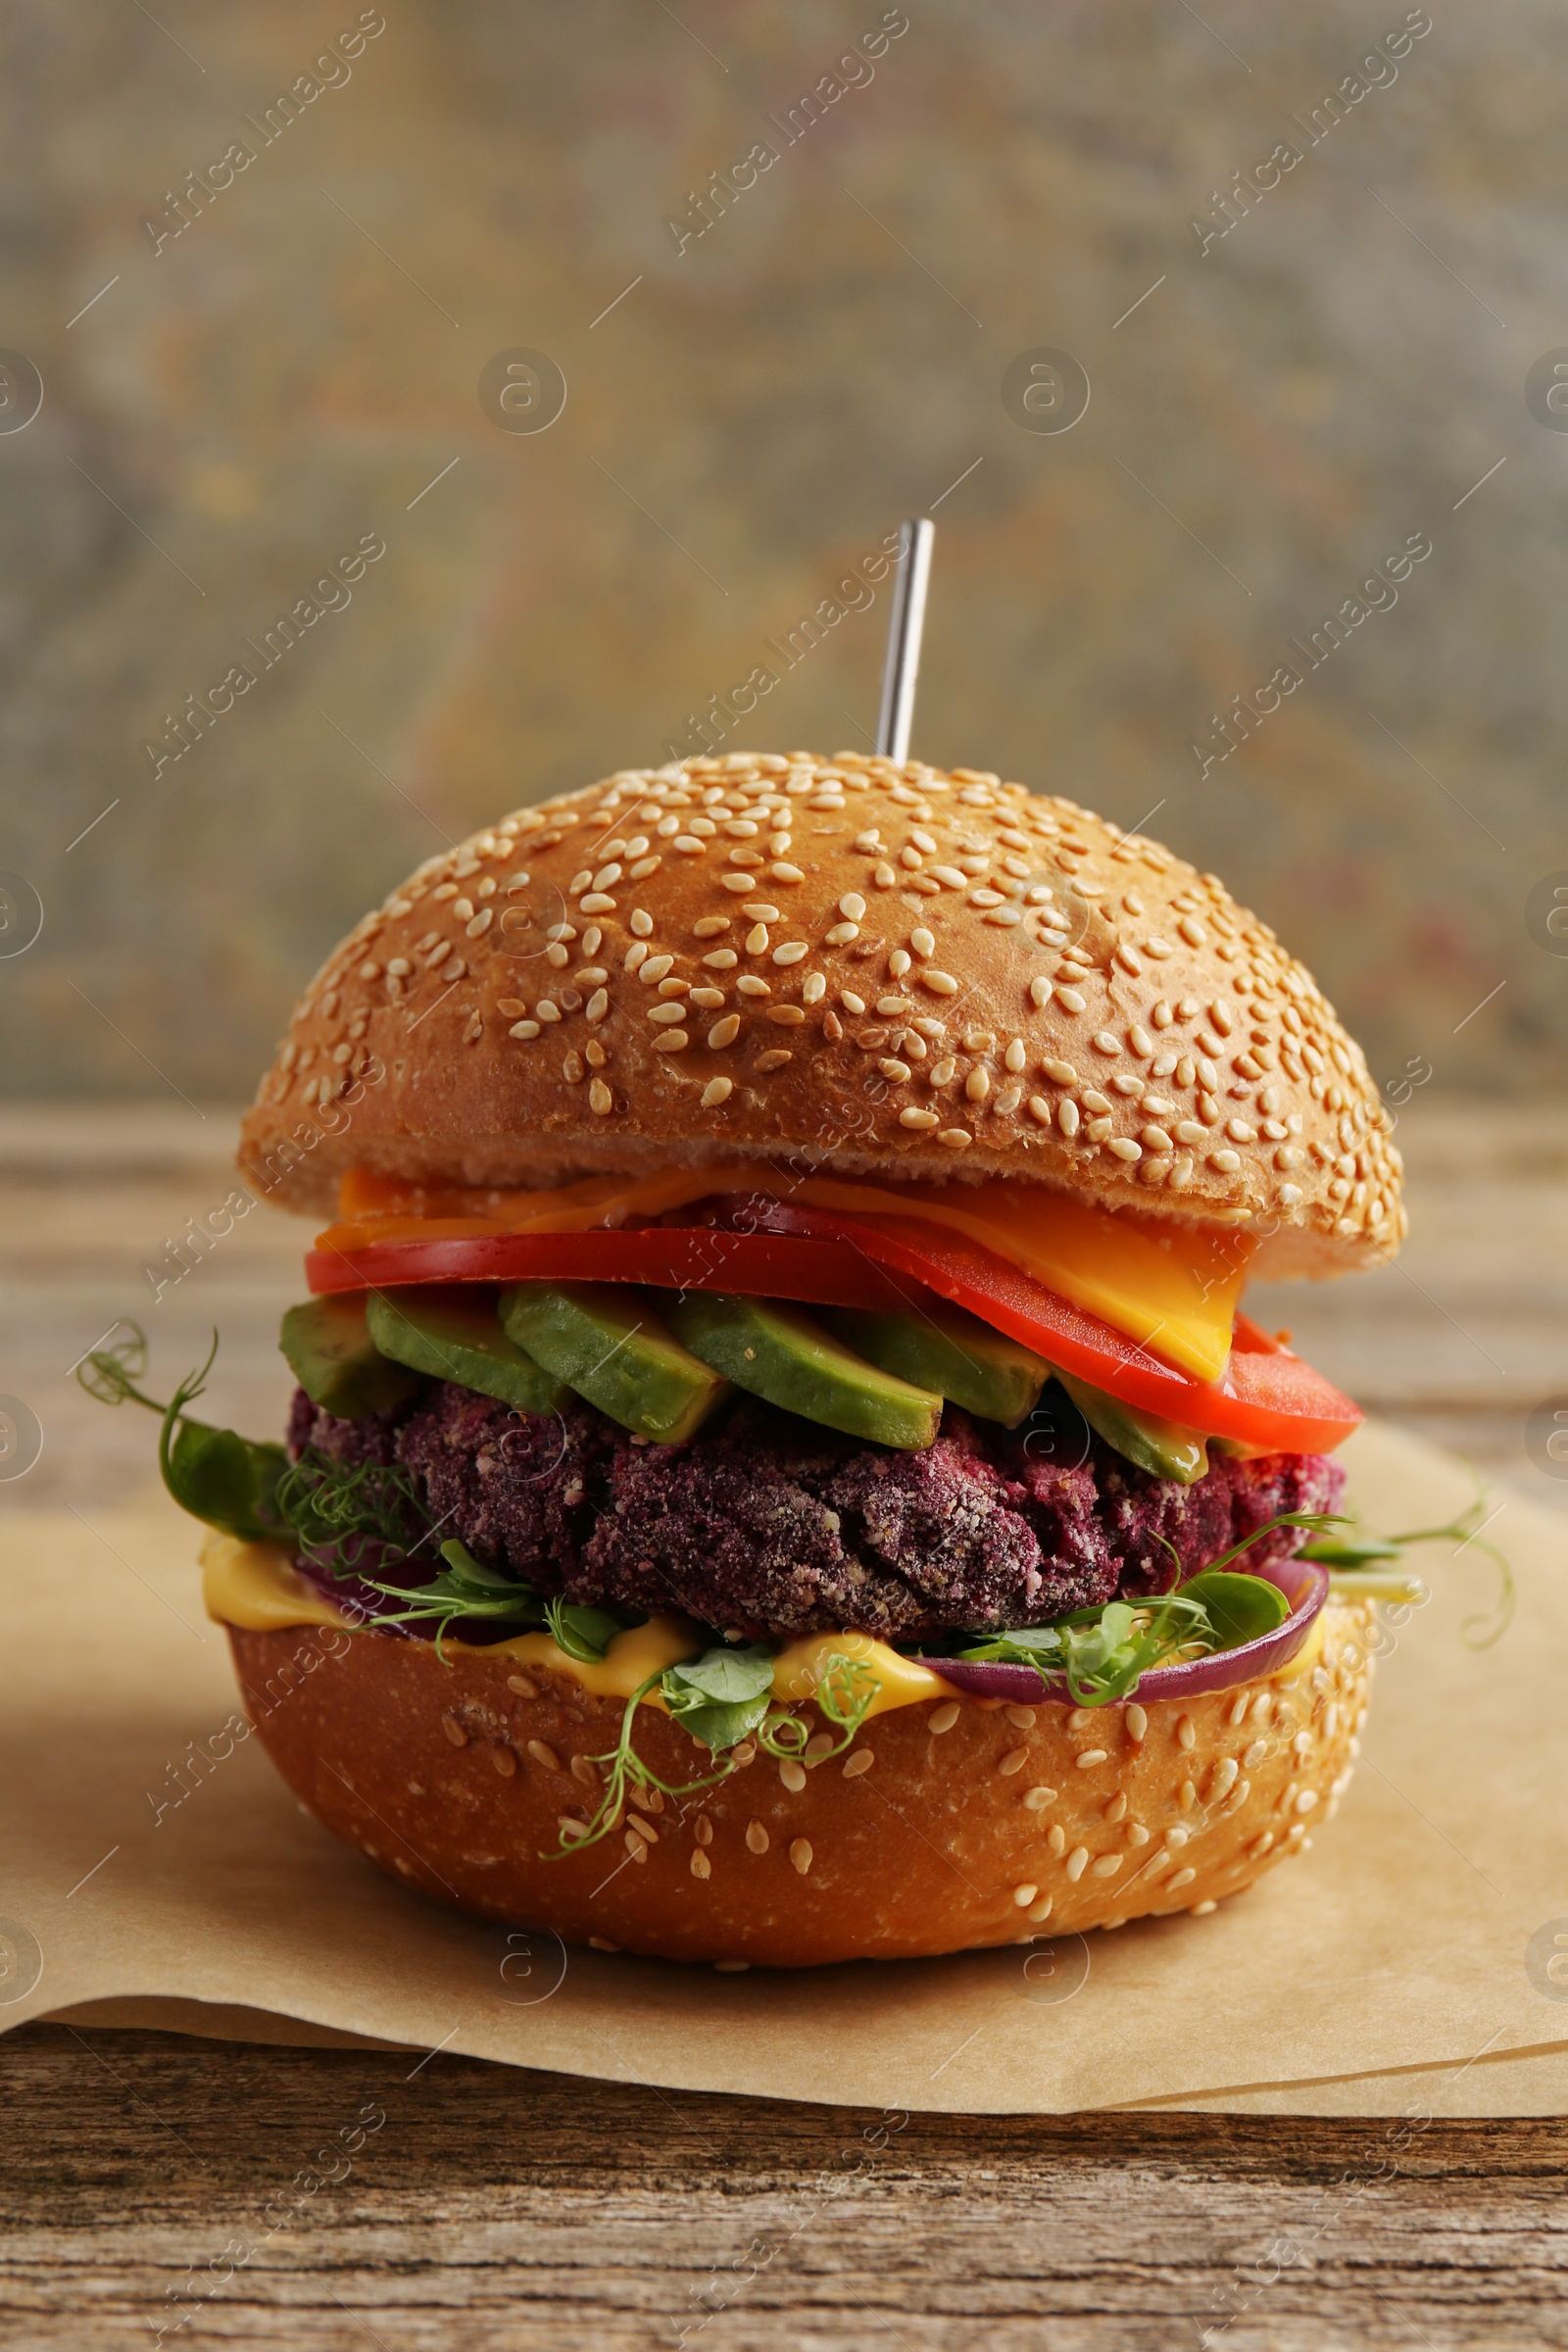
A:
[
  {"left": 0, "top": 0, "right": 1564, "bottom": 1522},
  {"left": 1, "top": 0, "right": 1564, "bottom": 1096}
]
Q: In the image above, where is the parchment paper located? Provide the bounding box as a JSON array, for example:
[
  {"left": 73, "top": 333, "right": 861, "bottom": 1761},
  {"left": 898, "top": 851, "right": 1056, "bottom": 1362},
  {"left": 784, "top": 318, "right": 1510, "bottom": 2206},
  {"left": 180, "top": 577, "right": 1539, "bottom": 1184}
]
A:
[{"left": 5, "top": 1421, "right": 1565, "bottom": 2115}]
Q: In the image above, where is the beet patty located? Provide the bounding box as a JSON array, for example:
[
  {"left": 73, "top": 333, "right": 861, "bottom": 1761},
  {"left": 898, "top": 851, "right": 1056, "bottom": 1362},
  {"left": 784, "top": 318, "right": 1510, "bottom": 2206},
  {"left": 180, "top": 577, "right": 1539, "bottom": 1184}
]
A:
[{"left": 287, "top": 1381, "right": 1343, "bottom": 1642}]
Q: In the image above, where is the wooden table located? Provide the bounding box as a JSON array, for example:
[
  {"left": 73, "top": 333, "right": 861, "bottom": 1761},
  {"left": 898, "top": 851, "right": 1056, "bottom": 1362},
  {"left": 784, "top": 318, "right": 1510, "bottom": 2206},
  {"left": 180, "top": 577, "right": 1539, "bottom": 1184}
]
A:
[{"left": 3, "top": 1100, "right": 1565, "bottom": 2347}]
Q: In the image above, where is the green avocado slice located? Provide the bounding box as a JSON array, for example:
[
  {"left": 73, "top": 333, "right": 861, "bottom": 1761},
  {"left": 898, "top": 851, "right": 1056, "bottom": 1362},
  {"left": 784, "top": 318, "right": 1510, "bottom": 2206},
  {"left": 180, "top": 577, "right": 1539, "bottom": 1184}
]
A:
[
  {"left": 280, "top": 1294, "right": 424, "bottom": 1420},
  {"left": 1053, "top": 1367, "right": 1209, "bottom": 1486},
  {"left": 366, "top": 1286, "right": 567, "bottom": 1416},
  {"left": 666, "top": 1292, "right": 942, "bottom": 1451},
  {"left": 826, "top": 1301, "right": 1050, "bottom": 1428},
  {"left": 499, "top": 1281, "right": 728, "bottom": 1443}
]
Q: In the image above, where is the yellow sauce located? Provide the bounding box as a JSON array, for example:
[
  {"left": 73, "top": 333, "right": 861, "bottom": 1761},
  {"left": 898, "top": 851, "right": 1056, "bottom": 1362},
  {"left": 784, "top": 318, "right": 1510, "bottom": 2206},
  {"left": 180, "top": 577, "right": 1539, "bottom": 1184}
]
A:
[
  {"left": 202, "top": 1536, "right": 940, "bottom": 1718},
  {"left": 203, "top": 1538, "right": 1319, "bottom": 1711}
]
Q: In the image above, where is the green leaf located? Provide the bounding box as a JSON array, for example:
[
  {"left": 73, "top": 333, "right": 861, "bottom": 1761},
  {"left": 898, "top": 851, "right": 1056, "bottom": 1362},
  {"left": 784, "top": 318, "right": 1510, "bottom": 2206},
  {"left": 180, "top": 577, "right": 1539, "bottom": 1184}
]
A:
[
  {"left": 544, "top": 1597, "right": 634, "bottom": 1663},
  {"left": 662, "top": 1644, "right": 775, "bottom": 1753},
  {"left": 438, "top": 1539, "right": 518, "bottom": 1591},
  {"left": 163, "top": 1415, "right": 288, "bottom": 1544},
  {"left": 1175, "top": 1570, "right": 1290, "bottom": 1649}
]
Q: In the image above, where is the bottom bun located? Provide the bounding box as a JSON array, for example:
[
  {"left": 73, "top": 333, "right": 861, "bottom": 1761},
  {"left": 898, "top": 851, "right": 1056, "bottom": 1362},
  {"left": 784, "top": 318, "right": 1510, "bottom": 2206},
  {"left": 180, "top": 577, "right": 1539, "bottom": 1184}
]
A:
[{"left": 227, "top": 1604, "right": 1373, "bottom": 1967}]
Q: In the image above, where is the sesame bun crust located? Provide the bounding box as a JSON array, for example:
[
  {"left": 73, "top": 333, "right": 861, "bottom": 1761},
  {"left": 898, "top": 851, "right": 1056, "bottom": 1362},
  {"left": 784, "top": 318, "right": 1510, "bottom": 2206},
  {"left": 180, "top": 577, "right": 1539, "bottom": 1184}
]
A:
[
  {"left": 238, "top": 752, "right": 1403, "bottom": 1278},
  {"left": 226, "top": 1603, "right": 1373, "bottom": 1967}
]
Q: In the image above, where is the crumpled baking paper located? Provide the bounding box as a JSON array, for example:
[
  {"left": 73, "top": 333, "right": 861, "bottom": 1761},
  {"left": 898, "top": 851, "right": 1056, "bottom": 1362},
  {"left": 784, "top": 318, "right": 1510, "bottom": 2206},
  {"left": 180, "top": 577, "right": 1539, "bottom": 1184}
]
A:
[{"left": 4, "top": 1421, "right": 1564, "bottom": 2115}]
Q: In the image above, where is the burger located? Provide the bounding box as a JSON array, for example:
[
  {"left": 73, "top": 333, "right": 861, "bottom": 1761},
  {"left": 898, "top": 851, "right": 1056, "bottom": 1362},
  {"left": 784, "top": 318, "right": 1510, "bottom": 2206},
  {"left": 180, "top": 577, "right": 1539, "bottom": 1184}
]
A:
[{"left": 97, "top": 750, "right": 1411, "bottom": 1967}]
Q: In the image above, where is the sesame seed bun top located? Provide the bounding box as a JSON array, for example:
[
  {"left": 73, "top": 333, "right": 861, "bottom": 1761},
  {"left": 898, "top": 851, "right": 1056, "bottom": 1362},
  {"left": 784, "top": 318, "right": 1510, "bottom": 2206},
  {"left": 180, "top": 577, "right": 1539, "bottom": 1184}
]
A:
[{"left": 237, "top": 750, "right": 1404, "bottom": 1280}]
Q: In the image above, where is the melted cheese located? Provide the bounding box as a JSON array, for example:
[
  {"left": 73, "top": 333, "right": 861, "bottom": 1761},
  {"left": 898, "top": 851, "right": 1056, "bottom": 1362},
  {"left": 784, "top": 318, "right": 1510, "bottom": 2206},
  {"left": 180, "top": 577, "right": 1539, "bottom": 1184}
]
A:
[
  {"left": 201, "top": 1536, "right": 939, "bottom": 1717},
  {"left": 202, "top": 1530, "right": 350, "bottom": 1631},
  {"left": 768, "top": 1630, "right": 947, "bottom": 1720},
  {"left": 324, "top": 1160, "right": 1249, "bottom": 1383}
]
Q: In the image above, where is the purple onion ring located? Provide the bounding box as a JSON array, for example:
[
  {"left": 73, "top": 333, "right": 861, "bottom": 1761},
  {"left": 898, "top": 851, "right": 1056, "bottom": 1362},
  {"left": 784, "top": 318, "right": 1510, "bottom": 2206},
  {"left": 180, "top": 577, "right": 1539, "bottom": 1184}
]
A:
[{"left": 911, "top": 1556, "right": 1331, "bottom": 1707}]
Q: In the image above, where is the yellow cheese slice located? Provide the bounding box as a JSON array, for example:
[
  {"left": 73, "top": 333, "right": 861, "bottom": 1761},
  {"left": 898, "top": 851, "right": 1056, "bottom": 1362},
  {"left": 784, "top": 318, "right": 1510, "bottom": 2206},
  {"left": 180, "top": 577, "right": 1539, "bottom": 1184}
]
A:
[{"left": 328, "top": 1161, "right": 1250, "bottom": 1383}]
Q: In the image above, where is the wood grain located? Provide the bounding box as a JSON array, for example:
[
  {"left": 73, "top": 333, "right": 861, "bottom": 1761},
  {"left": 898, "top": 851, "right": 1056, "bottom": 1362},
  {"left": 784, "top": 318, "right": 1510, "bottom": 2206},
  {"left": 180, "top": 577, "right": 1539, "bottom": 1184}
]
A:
[
  {"left": 5, "top": 1098, "right": 1568, "bottom": 2344},
  {"left": 3, "top": 2026, "right": 1566, "bottom": 2350}
]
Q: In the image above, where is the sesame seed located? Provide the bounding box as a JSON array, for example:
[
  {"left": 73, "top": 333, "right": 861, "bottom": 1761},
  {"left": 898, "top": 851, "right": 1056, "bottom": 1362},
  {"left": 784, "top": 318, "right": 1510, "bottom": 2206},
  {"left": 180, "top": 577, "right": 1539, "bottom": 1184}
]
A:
[
  {"left": 922, "top": 970, "right": 959, "bottom": 995},
  {"left": 938, "top": 1128, "right": 972, "bottom": 1149},
  {"left": 1047, "top": 1824, "right": 1066, "bottom": 1855},
  {"left": 1295, "top": 1788, "right": 1319, "bottom": 1814},
  {"left": 746, "top": 1820, "right": 769, "bottom": 1854},
  {"left": 1058, "top": 1101, "right": 1081, "bottom": 1138},
  {"left": 756, "top": 1049, "right": 792, "bottom": 1072},
  {"left": 900, "top": 1107, "right": 939, "bottom": 1129},
  {"left": 826, "top": 922, "right": 859, "bottom": 946},
  {"left": 929, "top": 1700, "right": 960, "bottom": 1734},
  {"left": 1211, "top": 1758, "right": 1240, "bottom": 1797},
  {"left": 509, "top": 1020, "right": 540, "bottom": 1040},
  {"left": 690, "top": 1849, "right": 712, "bottom": 1880},
  {"left": 1012, "top": 1883, "right": 1039, "bottom": 1908},
  {"left": 1176, "top": 1715, "right": 1196, "bottom": 1750},
  {"left": 526, "top": 1739, "right": 562, "bottom": 1771},
  {"left": 589, "top": 1078, "right": 613, "bottom": 1116},
  {"left": 702, "top": 1077, "right": 733, "bottom": 1107},
  {"left": 654, "top": 1030, "right": 689, "bottom": 1052},
  {"left": 1179, "top": 1780, "right": 1198, "bottom": 1811},
  {"left": 707, "top": 1015, "right": 740, "bottom": 1049},
  {"left": 779, "top": 1759, "right": 806, "bottom": 1792},
  {"left": 1075, "top": 1748, "right": 1108, "bottom": 1769},
  {"left": 1055, "top": 987, "right": 1087, "bottom": 1013},
  {"left": 1091, "top": 1854, "right": 1123, "bottom": 1878},
  {"left": 773, "top": 942, "right": 808, "bottom": 965},
  {"left": 998, "top": 1746, "right": 1029, "bottom": 1777},
  {"left": 842, "top": 1748, "right": 873, "bottom": 1779},
  {"left": 1065, "top": 1846, "right": 1090, "bottom": 1881},
  {"left": 790, "top": 1838, "right": 813, "bottom": 1876},
  {"left": 442, "top": 1715, "right": 468, "bottom": 1748},
  {"left": 1022, "top": 1786, "right": 1056, "bottom": 1811}
]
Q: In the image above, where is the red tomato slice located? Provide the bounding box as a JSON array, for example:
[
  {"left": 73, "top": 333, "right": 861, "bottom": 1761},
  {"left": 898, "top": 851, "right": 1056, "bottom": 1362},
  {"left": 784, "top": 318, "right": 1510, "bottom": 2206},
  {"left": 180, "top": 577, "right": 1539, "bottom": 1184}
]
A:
[
  {"left": 305, "top": 1226, "right": 911, "bottom": 1312},
  {"left": 306, "top": 1200, "right": 1361, "bottom": 1456},
  {"left": 750, "top": 1201, "right": 1361, "bottom": 1454}
]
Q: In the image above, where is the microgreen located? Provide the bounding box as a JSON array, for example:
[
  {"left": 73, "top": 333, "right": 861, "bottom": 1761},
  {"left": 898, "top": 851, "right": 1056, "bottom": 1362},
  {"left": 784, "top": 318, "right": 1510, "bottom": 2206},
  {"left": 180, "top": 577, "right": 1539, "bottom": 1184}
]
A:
[
  {"left": 1300, "top": 1465, "right": 1514, "bottom": 1647},
  {"left": 77, "top": 1322, "right": 288, "bottom": 1544},
  {"left": 544, "top": 1597, "right": 637, "bottom": 1663},
  {"left": 273, "top": 1449, "right": 428, "bottom": 1574},
  {"left": 545, "top": 1642, "right": 881, "bottom": 1861},
  {"left": 357, "top": 1539, "right": 546, "bottom": 1661},
  {"left": 662, "top": 1643, "right": 776, "bottom": 1752},
  {"left": 943, "top": 1509, "right": 1348, "bottom": 1705},
  {"left": 954, "top": 1592, "right": 1220, "bottom": 1706},
  {"left": 543, "top": 1663, "right": 749, "bottom": 1861},
  {"left": 756, "top": 1653, "right": 878, "bottom": 1759}
]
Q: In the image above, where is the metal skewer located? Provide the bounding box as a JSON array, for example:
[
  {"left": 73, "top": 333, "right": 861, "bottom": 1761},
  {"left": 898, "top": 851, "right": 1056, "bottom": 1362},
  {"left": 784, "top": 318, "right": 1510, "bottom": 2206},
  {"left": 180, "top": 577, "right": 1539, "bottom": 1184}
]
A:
[{"left": 874, "top": 515, "right": 935, "bottom": 761}]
